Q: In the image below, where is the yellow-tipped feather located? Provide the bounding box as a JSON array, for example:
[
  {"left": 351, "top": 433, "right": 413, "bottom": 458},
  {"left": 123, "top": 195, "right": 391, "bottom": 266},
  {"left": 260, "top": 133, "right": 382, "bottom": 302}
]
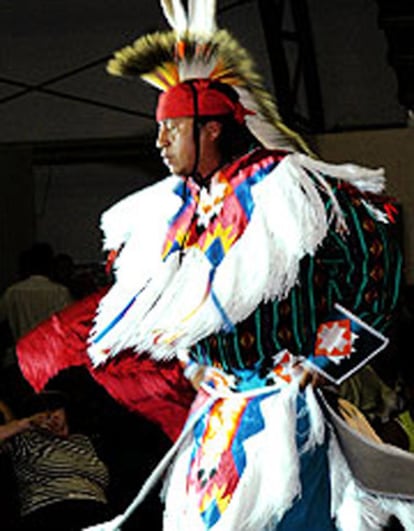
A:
[{"left": 106, "top": 16, "right": 313, "bottom": 154}]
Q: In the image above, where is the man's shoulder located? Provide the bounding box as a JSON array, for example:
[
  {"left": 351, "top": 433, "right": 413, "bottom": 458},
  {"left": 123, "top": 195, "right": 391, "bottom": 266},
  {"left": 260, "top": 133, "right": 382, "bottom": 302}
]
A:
[
  {"left": 5, "top": 275, "right": 71, "bottom": 301},
  {"left": 4, "top": 277, "right": 29, "bottom": 293},
  {"left": 235, "top": 147, "right": 289, "bottom": 166},
  {"left": 8, "top": 275, "right": 47, "bottom": 288},
  {"left": 2, "top": 279, "right": 30, "bottom": 304},
  {"left": 225, "top": 147, "right": 289, "bottom": 178}
]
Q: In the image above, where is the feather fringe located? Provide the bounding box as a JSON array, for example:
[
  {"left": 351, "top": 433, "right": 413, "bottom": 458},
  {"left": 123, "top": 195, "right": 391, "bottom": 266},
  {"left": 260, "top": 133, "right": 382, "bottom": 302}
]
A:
[
  {"left": 162, "top": 382, "right": 308, "bottom": 530},
  {"left": 237, "top": 86, "right": 299, "bottom": 153},
  {"left": 293, "top": 153, "right": 385, "bottom": 194},
  {"left": 88, "top": 153, "right": 389, "bottom": 365},
  {"left": 84, "top": 386, "right": 414, "bottom": 531},
  {"left": 88, "top": 153, "right": 332, "bottom": 363},
  {"left": 106, "top": 19, "right": 311, "bottom": 152}
]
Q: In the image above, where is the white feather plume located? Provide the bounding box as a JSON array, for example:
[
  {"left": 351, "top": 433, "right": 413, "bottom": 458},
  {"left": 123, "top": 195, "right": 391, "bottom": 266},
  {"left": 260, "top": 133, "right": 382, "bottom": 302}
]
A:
[
  {"left": 188, "top": 0, "right": 217, "bottom": 37},
  {"left": 160, "top": 0, "right": 188, "bottom": 34},
  {"left": 237, "top": 86, "right": 298, "bottom": 152},
  {"left": 178, "top": 53, "right": 218, "bottom": 82}
]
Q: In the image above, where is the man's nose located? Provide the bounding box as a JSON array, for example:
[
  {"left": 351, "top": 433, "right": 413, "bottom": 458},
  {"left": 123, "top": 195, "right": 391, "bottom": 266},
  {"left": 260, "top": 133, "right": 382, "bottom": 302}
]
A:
[{"left": 156, "top": 125, "right": 169, "bottom": 149}]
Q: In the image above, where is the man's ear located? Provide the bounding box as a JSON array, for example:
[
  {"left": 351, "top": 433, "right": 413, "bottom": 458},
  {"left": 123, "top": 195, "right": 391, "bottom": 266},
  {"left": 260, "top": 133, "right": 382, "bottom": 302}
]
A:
[{"left": 204, "top": 120, "right": 222, "bottom": 141}]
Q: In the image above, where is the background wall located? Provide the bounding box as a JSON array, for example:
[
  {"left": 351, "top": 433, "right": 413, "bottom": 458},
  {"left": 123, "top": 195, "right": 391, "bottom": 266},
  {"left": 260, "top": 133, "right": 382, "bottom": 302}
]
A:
[
  {"left": 308, "top": 0, "right": 406, "bottom": 130},
  {"left": 313, "top": 127, "right": 414, "bottom": 284},
  {"left": 0, "top": 0, "right": 408, "bottom": 143},
  {"left": 33, "top": 161, "right": 158, "bottom": 265},
  {"left": 24, "top": 127, "right": 413, "bottom": 291},
  {"left": 0, "top": 148, "right": 34, "bottom": 292}
]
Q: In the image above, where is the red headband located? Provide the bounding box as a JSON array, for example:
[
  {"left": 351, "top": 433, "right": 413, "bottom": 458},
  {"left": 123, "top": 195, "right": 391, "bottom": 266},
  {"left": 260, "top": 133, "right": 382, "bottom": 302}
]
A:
[{"left": 156, "top": 80, "right": 254, "bottom": 124}]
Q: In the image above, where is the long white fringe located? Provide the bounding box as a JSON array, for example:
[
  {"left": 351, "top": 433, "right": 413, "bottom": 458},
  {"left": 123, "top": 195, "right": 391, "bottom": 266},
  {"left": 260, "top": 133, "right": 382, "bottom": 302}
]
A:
[
  {"left": 84, "top": 383, "right": 414, "bottom": 531},
  {"left": 162, "top": 382, "right": 326, "bottom": 531},
  {"left": 88, "top": 153, "right": 388, "bottom": 365}
]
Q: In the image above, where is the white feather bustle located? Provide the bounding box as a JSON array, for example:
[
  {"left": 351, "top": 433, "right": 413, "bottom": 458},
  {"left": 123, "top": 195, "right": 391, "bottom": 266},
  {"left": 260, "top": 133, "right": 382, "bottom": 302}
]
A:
[{"left": 87, "top": 153, "right": 385, "bottom": 366}]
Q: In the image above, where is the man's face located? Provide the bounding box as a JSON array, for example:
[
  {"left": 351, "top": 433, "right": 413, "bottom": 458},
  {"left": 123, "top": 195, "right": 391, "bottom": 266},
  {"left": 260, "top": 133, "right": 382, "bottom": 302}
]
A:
[
  {"left": 156, "top": 117, "right": 196, "bottom": 176},
  {"left": 36, "top": 407, "right": 69, "bottom": 437}
]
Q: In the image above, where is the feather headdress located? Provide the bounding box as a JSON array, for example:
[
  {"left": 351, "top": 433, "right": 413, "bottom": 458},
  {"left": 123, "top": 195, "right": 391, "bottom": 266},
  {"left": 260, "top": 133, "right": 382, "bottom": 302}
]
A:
[{"left": 107, "top": 0, "right": 312, "bottom": 154}]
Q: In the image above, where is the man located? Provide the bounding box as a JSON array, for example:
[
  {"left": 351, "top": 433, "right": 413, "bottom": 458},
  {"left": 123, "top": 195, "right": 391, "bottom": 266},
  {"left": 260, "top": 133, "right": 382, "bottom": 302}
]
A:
[
  {"left": 16, "top": 1, "right": 411, "bottom": 530},
  {"left": 0, "top": 243, "right": 73, "bottom": 343}
]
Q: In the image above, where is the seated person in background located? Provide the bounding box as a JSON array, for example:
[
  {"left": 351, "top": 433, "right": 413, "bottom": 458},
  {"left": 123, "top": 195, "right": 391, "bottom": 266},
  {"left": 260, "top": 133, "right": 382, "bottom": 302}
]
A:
[
  {"left": 0, "top": 391, "right": 111, "bottom": 531},
  {"left": 376, "top": 288, "right": 414, "bottom": 452},
  {"left": 338, "top": 364, "right": 399, "bottom": 432},
  {"left": 379, "top": 376, "right": 414, "bottom": 452}
]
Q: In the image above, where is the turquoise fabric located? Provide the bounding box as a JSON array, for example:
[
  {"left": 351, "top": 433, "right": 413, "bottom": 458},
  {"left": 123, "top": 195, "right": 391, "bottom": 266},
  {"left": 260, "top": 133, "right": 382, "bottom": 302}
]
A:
[{"left": 276, "top": 393, "right": 337, "bottom": 530}]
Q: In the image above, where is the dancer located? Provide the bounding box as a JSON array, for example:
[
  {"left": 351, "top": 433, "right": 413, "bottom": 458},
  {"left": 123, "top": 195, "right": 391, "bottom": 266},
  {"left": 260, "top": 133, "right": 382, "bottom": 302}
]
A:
[{"left": 17, "top": 1, "right": 411, "bottom": 529}]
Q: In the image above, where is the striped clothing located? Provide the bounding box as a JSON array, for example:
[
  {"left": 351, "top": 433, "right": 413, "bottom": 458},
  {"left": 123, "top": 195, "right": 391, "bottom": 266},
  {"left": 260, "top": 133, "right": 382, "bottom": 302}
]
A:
[{"left": 3, "top": 428, "right": 109, "bottom": 517}]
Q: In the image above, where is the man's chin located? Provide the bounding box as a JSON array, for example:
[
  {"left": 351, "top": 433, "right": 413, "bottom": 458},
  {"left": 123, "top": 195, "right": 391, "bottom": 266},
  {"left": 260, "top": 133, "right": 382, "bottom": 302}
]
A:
[{"left": 162, "top": 157, "right": 174, "bottom": 172}]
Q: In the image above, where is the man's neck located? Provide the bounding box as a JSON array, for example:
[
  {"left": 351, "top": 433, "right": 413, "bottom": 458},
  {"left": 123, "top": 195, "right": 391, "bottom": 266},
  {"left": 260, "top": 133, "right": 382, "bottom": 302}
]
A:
[{"left": 192, "top": 156, "right": 227, "bottom": 187}]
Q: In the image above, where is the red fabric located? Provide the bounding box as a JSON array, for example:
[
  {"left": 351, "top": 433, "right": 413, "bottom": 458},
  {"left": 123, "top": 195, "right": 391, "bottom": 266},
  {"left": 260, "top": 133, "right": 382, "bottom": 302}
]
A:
[
  {"left": 16, "top": 288, "right": 195, "bottom": 441},
  {"left": 156, "top": 79, "right": 254, "bottom": 124}
]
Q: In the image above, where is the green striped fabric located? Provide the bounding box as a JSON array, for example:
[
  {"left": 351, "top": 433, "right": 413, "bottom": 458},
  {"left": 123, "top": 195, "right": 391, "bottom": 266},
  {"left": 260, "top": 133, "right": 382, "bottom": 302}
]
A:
[{"left": 190, "top": 178, "right": 403, "bottom": 374}]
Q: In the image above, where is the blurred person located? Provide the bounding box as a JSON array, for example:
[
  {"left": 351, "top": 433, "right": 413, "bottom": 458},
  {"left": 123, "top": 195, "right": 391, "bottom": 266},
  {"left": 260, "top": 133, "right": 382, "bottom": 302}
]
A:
[
  {"left": 0, "top": 243, "right": 73, "bottom": 342},
  {"left": 52, "top": 253, "right": 76, "bottom": 292},
  {"left": 379, "top": 378, "right": 414, "bottom": 452},
  {"left": 0, "top": 243, "right": 73, "bottom": 412},
  {"left": 338, "top": 364, "right": 399, "bottom": 431},
  {"left": 53, "top": 254, "right": 100, "bottom": 300}
]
